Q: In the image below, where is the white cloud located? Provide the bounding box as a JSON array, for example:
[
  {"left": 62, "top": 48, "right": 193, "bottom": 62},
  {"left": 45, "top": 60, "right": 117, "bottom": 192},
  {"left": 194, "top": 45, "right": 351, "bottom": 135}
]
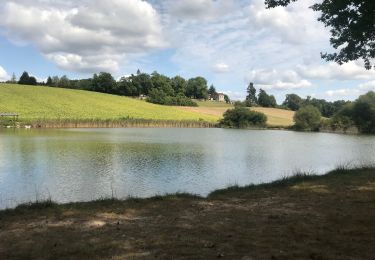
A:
[
  {"left": 213, "top": 62, "right": 230, "bottom": 73},
  {"left": 158, "top": 0, "right": 331, "bottom": 93},
  {"left": 222, "top": 90, "right": 245, "bottom": 101},
  {"left": 298, "top": 61, "right": 375, "bottom": 81},
  {"left": 248, "top": 0, "right": 327, "bottom": 45},
  {"left": 0, "top": 0, "right": 165, "bottom": 73},
  {"left": 0, "top": 0, "right": 371, "bottom": 102},
  {"left": 166, "top": 0, "right": 235, "bottom": 21},
  {"left": 0, "top": 66, "right": 9, "bottom": 81},
  {"left": 325, "top": 81, "right": 375, "bottom": 100},
  {"left": 246, "top": 69, "right": 312, "bottom": 91},
  {"left": 325, "top": 88, "right": 362, "bottom": 98},
  {"left": 358, "top": 81, "right": 375, "bottom": 91}
]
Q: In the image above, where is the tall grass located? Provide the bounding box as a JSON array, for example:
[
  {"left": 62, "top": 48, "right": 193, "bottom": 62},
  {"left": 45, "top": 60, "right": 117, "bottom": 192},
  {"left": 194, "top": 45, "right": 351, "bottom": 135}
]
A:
[
  {"left": 208, "top": 165, "right": 374, "bottom": 197},
  {"left": 23, "top": 118, "right": 218, "bottom": 128}
]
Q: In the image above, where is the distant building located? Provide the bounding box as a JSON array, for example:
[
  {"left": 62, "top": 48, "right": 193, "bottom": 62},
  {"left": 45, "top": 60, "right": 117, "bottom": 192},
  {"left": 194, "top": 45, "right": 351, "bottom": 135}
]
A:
[
  {"left": 208, "top": 92, "right": 226, "bottom": 102},
  {"left": 216, "top": 93, "right": 225, "bottom": 102}
]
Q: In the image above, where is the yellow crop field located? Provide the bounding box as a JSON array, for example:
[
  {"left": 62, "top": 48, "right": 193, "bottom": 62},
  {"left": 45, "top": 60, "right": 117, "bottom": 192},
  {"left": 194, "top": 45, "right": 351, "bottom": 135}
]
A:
[{"left": 177, "top": 101, "right": 295, "bottom": 127}]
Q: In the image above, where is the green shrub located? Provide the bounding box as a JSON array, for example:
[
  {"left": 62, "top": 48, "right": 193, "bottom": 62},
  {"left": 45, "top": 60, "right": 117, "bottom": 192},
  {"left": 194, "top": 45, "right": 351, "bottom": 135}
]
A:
[
  {"left": 293, "top": 105, "right": 321, "bottom": 131},
  {"left": 147, "top": 90, "right": 197, "bottom": 106},
  {"left": 220, "top": 107, "right": 267, "bottom": 128},
  {"left": 328, "top": 115, "right": 355, "bottom": 131},
  {"left": 351, "top": 91, "right": 375, "bottom": 133},
  {"left": 328, "top": 92, "right": 375, "bottom": 133}
]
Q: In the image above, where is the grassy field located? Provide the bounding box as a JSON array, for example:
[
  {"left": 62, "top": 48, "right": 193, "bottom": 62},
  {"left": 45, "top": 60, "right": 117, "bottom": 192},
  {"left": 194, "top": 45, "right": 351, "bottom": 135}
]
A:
[
  {"left": 0, "top": 84, "right": 218, "bottom": 124},
  {"left": 1, "top": 167, "right": 374, "bottom": 259},
  {"left": 0, "top": 84, "right": 295, "bottom": 127},
  {"left": 195, "top": 100, "right": 233, "bottom": 108},
  {"left": 251, "top": 107, "right": 295, "bottom": 127},
  {"left": 178, "top": 101, "right": 295, "bottom": 127}
]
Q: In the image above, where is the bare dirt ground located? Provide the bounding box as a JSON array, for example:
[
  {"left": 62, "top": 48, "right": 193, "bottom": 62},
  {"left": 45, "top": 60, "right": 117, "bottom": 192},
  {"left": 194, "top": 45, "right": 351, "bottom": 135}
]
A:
[{"left": 0, "top": 168, "right": 374, "bottom": 259}]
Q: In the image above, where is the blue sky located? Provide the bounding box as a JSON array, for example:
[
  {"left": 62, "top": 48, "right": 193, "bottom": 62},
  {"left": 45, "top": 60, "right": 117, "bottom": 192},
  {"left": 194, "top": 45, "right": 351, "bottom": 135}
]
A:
[{"left": 0, "top": 0, "right": 374, "bottom": 103}]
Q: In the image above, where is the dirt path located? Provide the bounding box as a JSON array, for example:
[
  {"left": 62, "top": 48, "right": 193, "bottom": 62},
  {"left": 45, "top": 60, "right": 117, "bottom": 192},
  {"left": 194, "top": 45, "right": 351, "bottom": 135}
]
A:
[{"left": 1, "top": 169, "right": 374, "bottom": 259}]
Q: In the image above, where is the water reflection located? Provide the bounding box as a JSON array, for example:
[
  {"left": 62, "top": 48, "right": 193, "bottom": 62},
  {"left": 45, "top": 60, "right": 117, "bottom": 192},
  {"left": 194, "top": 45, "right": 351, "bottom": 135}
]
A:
[{"left": 0, "top": 128, "right": 374, "bottom": 208}]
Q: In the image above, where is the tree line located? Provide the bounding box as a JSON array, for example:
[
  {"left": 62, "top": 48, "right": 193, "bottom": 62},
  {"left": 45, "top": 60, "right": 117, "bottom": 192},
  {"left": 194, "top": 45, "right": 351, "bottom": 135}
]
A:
[
  {"left": 9, "top": 70, "right": 230, "bottom": 107},
  {"left": 292, "top": 91, "right": 375, "bottom": 134},
  {"left": 220, "top": 82, "right": 374, "bottom": 134},
  {"left": 221, "top": 90, "right": 375, "bottom": 134},
  {"left": 241, "top": 82, "right": 351, "bottom": 118}
]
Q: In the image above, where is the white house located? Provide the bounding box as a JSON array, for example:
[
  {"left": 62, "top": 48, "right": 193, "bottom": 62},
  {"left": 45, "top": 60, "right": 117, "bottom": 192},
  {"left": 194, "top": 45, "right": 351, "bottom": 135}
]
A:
[{"left": 217, "top": 93, "right": 225, "bottom": 102}]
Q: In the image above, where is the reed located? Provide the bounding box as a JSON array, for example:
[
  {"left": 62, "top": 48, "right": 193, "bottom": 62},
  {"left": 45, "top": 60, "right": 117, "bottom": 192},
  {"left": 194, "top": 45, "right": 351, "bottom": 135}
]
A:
[{"left": 24, "top": 118, "right": 218, "bottom": 128}]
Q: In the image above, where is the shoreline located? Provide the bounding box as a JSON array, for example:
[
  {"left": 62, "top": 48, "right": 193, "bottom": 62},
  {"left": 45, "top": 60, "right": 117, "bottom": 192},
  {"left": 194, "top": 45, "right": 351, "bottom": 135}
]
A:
[
  {"left": 1, "top": 118, "right": 292, "bottom": 130},
  {"left": 1, "top": 166, "right": 372, "bottom": 212},
  {"left": 1, "top": 118, "right": 219, "bottom": 129},
  {"left": 1, "top": 167, "right": 374, "bottom": 259}
]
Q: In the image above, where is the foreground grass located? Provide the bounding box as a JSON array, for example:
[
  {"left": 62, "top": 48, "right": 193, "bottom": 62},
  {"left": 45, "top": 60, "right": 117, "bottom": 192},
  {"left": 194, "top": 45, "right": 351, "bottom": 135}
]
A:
[
  {"left": 0, "top": 84, "right": 218, "bottom": 124},
  {"left": 1, "top": 167, "right": 374, "bottom": 259}
]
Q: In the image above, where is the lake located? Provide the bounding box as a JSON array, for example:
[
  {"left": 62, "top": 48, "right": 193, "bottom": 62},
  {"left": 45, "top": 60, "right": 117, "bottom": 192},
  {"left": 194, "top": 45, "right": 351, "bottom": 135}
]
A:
[{"left": 1, "top": 128, "right": 374, "bottom": 209}]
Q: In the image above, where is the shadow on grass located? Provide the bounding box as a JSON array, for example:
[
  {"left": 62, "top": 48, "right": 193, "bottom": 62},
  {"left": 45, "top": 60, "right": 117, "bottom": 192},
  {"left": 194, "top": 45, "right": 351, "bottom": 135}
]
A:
[
  {"left": 208, "top": 165, "right": 375, "bottom": 197},
  {"left": 1, "top": 166, "right": 373, "bottom": 214}
]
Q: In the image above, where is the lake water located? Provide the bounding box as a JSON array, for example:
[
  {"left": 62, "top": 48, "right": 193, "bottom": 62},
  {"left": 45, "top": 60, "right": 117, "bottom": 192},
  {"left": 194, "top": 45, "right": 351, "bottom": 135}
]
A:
[{"left": 1, "top": 128, "right": 375, "bottom": 209}]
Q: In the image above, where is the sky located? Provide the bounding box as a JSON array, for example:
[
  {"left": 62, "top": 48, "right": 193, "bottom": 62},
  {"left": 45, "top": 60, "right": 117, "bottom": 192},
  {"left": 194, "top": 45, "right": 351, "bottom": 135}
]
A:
[{"left": 0, "top": 0, "right": 374, "bottom": 102}]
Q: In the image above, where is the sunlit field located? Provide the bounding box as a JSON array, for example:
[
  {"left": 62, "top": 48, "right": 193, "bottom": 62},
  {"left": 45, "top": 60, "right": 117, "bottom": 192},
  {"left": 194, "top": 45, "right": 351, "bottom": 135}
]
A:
[
  {"left": 177, "top": 101, "right": 295, "bottom": 127},
  {"left": 0, "top": 84, "right": 218, "bottom": 123}
]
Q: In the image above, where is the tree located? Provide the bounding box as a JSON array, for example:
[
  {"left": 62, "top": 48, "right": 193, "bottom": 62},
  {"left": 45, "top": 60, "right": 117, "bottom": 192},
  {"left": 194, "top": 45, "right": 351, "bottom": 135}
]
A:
[
  {"left": 328, "top": 92, "right": 375, "bottom": 133},
  {"left": 52, "top": 76, "right": 60, "bottom": 87},
  {"left": 46, "top": 76, "right": 53, "bottom": 86},
  {"left": 92, "top": 72, "right": 117, "bottom": 93},
  {"left": 171, "top": 76, "right": 187, "bottom": 95},
  {"left": 147, "top": 90, "right": 197, "bottom": 106},
  {"left": 351, "top": 91, "right": 375, "bottom": 133},
  {"left": 76, "top": 78, "right": 93, "bottom": 90},
  {"left": 10, "top": 73, "right": 17, "bottom": 83},
  {"left": 220, "top": 107, "right": 267, "bottom": 128},
  {"left": 283, "top": 93, "right": 303, "bottom": 111},
  {"left": 303, "top": 97, "right": 351, "bottom": 117},
  {"left": 136, "top": 73, "right": 153, "bottom": 95},
  {"left": 118, "top": 76, "right": 139, "bottom": 96},
  {"left": 18, "top": 71, "right": 30, "bottom": 85},
  {"left": 224, "top": 94, "right": 230, "bottom": 104},
  {"left": 18, "top": 71, "right": 37, "bottom": 85},
  {"left": 28, "top": 76, "right": 37, "bottom": 85},
  {"left": 294, "top": 105, "right": 322, "bottom": 131},
  {"left": 147, "top": 87, "right": 168, "bottom": 105},
  {"left": 258, "top": 89, "right": 277, "bottom": 107},
  {"left": 151, "top": 72, "right": 174, "bottom": 96},
  {"left": 266, "top": 0, "right": 375, "bottom": 69},
  {"left": 208, "top": 84, "right": 217, "bottom": 98},
  {"left": 58, "top": 75, "right": 70, "bottom": 88},
  {"left": 186, "top": 77, "right": 208, "bottom": 99},
  {"left": 246, "top": 82, "right": 257, "bottom": 106}
]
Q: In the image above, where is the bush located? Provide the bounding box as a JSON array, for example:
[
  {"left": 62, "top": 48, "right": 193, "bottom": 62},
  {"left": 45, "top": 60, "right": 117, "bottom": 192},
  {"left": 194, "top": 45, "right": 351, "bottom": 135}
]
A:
[
  {"left": 327, "top": 115, "right": 355, "bottom": 131},
  {"left": 351, "top": 91, "right": 375, "bottom": 133},
  {"left": 220, "top": 107, "right": 267, "bottom": 128},
  {"left": 147, "top": 89, "right": 197, "bottom": 106},
  {"left": 328, "top": 92, "right": 375, "bottom": 133},
  {"left": 293, "top": 105, "right": 321, "bottom": 131},
  {"left": 258, "top": 89, "right": 277, "bottom": 108},
  {"left": 233, "top": 101, "right": 247, "bottom": 107}
]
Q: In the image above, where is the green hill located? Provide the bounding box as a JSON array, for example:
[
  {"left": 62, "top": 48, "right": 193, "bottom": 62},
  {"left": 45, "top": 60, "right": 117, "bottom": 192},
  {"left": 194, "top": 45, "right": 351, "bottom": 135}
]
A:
[{"left": 0, "top": 84, "right": 218, "bottom": 124}]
